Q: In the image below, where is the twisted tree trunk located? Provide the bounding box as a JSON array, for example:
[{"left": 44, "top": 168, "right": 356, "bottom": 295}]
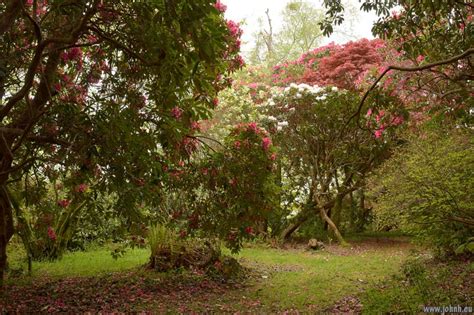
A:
[
  {"left": 319, "top": 205, "right": 347, "bottom": 246},
  {"left": 280, "top": 211, "right": 310, "bottom": 240}
]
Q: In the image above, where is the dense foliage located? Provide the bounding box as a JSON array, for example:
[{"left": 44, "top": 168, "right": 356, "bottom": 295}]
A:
[
  {"left": 259, "top": 83, "right": 405, "bottom": 243},
  {"left": 0, "top": 0, "right": 243, "bottom": 277},
  {"left": 1, "top": 0, "right": 472, "bottom": 298},
  {"left": 163, "top": 122, "right": 278, "bottom": 252},
  {"left": 371, "top": 126, "right": 474, "bottom": 256}
]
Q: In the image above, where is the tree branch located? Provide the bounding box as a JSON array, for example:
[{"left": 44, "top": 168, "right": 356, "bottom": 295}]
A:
[
  {"left": 0, "top": 0, "right": 100, "bottom": 121},
  {"left": 348, "top": 48, "right": 474, "bottom": 125},
  {"left": 0, "top": 127, "right": 70, "bottom": 146},
  {"left": 0, "top": 158, "right": 35, "bottom": 176}
]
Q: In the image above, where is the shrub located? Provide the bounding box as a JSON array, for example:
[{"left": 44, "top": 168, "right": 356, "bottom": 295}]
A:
[{"left": 370, "top": 126, "right": 474, "bottom": 256}]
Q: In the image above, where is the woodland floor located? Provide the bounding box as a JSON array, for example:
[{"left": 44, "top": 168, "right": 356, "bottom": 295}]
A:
[{"left": 1, "top": 236, "right": 470, "bottom": 313}]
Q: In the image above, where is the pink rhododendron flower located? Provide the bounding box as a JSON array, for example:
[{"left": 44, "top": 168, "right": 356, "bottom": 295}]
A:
[
  {"left": 234, "top": 140, "right": 241, "bottom": 149},
  {"left": 366, "top": 108, "right": 373, "bottom": 117},
  {"left": 262, "top": 137, "right": 272, "bottom": 151},
  {"left": 416, "top": 55, "right": 425, "bottom": 63},
  {"left": 270, "top": 152, "right": 277, "bottom": 161},
  {"left": 245, "top": 226, "right": 254, "bottom": 235},
  {"left": 391, "top": 115, "right": 404, "bottom": 126},
  {"left": 212, "top": 98, "right": 219, "bottom": 107},
  {"left": 47, "top": 226, "right": 57, "bottom": 241},
  {"left": 247, "top": 122, "right": 259, "bottom": 133},
  {"left": 226, "top": 20, "right": 241, "bottom": 37},
  {"left": 190, "top": 121, "right": 201, "bottom": 131},
  {"left": 234, "top": 55, "right": 245, "bottom": 68},
  {"left": 375, "top": 110, "right": 385, "bottom": 123},
  {"left": 374, "top": 124, "right": 386, "bottom": 139},
  {"left": 171, "top": 106, "right": 183, "bottom": 119},
  {"left": 214, "top": 0, "right": 227, "bottom": 13},
  {"left": 61, "top": 47, "right": 83, "bottom": 62}
]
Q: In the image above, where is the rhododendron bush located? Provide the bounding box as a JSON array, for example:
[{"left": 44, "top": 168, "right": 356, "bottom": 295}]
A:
[
  {"left": 259, "top": 83, "right": 406, "bottom": 243},
  {"left": 202, "top": 86, "right": 263, "bottom": 142},
  {"left": 159, "top": 123, "right": 278, "bottom": 252},
  {"left": 271, "top": 39, "right": 388, "bottom": 90},
  {"left": 0, "top": 0, "right": 244, "bottom": 280},
  {"left": 321, "top": 1, "right": 473, "bottom": 124}
]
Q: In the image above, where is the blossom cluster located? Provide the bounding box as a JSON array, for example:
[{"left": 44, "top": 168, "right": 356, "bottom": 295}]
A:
[
  {"left": 366, "top": 108, "right": 405, "bottom": 139},
  {"left": 262, "top": 83, "right": 338, "bottom": 131},
  {"left": 270, "top": 39, "right": 387, "bottom": 90},
  {"left": 214, "top": 0, "right": 227, "bottom": 13}
]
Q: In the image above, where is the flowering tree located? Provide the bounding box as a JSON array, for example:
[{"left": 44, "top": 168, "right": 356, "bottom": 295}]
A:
[
  {"left": 0, "top": 0, "right": 242, "bottom": 283},
  {"left": 201, "top": 85, "right": 263, "bottom": 142},
  {"left": 261, "top": 83, "right": 405, "bottom": 243},
  {"left": 320, "top": 1, "right": 473, "bottom": 125},
  {"left": 159, "top": 122, "right": 278, "bottom": 252}
]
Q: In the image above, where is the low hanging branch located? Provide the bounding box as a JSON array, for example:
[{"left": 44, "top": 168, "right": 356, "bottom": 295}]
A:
[{"left": 348, "top": 47, "right": 474, "bottom": 125}]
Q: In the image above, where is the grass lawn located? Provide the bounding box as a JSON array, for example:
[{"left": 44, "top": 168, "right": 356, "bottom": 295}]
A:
[{"left": 2, "top": 236, "right": 415, "bottom": 313}]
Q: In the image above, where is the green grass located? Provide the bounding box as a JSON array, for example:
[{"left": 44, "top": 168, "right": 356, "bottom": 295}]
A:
[
  {"left": 233, "top": 246, "right": 409, "bottom": 311},
  {"left": 361, "top": 256, "right": 474, "bottom": 313},
  {"left": 7, "top": 241, "right": 149, "bottom": 279},
  {"left": 32, "top": 247, "right": 149, "bottom": 278},
  {"left": 6, "top": 237, "right": 415, "bottom": 312}
]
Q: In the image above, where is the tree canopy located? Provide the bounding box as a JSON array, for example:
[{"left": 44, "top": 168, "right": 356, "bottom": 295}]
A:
[{"left": 0, "top": 0, "right": 243, "bottom": 281}]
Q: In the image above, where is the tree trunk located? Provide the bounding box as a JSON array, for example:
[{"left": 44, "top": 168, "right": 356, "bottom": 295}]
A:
[
  {"left": 359, "top": 188, "right": 365, "bottom": 211},
  {"left": 280, "top": 213, "right": 309, "bottom": 240},
  {"left": 332, "top": 195, "right": 343, "bottom": 229},
  {"left": 323, "top": 207, "right": 331, "bottom": 231},
  {"left": 0, "top": 186, "right": 14, "bottom": 286},
  {"left": 319, "top": 206, "right": 348, "bottom": 246},
  {"left": 280, "top": 194, "right": 314, "bottom": 240},
  {"left": 332, "top": 171, "right": 342, "bottom": 231}
]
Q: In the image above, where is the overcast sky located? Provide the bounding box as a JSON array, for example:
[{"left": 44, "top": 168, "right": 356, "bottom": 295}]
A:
[{"left": 222, "top": 0, "right": 378, "bottom": 58}]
